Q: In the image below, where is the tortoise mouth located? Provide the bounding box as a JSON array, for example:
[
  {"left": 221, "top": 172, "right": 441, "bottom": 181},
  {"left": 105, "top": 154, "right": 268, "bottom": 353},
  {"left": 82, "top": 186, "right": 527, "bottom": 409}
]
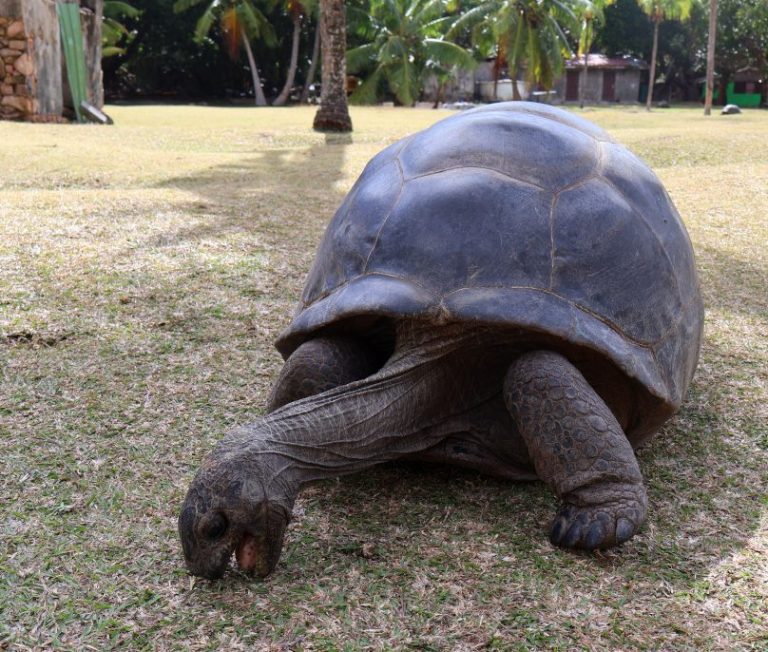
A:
[
  {"left": 233, "top": 523, "right": 285, "bottom": 578},
  {"left": 235, "top": 531, "right": 260, "bottom": 573}
]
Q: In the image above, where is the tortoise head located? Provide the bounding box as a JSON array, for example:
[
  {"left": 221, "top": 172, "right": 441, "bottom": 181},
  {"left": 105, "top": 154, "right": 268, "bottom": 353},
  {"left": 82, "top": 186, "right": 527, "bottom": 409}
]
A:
[{"left": 178, "top": 454, "right": 290, "bottom": 580}]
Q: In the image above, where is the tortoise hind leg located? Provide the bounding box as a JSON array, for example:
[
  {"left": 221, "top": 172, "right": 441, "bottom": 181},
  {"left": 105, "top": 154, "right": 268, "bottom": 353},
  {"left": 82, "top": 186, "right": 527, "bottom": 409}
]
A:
[
  {"left": 268, "top": 336, "right": 383, "bottom": 412},
  {"left": 504, "top": 350, "right": 648, "bottom": 550}
]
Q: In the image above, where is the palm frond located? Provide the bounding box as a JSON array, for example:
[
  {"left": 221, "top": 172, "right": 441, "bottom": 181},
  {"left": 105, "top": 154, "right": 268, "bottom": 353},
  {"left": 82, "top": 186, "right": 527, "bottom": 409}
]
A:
[
  {"left": 103, "top": 17, "right": 129, "bottom": 39},
  {"left": 505, "top": 13, "right": 527, "bottom": 69},
  {"left": 193, "top": 4, "right": 218, "bottom": 41},
  {"left": 104, "top": 1, "right": 141, "bottom": 19},
  {"left": 221, "top": 7, "right": 243, "bottom": 58},
  {"left": 412, "top": 0, "right": 448, "bottom": 24},
  {"left": 238, "top": 1, "right": 277, "bottom": 47},
  {"left": 102, "top": 45, "right": 126, "bottom": 57},
  {"left": 386, "top": 56, "right": 418, "bottom": 105},
  {"left": 380, "top": 35, "right": 409, "bottom": 63},
  {"left": 423, "top": 15, "right": 455, "bottom": 36},
  {"left": 350, "top": 66, "right": 385, "bottom": 104},
  {"left": 446, "top": 3, "right": 496, "bottom": 39},
  {"left": 424, "top": 38, "right": 476, "bottom": 68},
  {"left": 347, "top": 5, "right": 378, "bottom": 38},
  {"left": 347, "top": 43, "right": 379, "bottom": 72},
  {"left": 173, "top": 0, "right": 209, "bottom": 14},
  {"left": 545, "top": 13, "right": 574, "bottom": 55}
]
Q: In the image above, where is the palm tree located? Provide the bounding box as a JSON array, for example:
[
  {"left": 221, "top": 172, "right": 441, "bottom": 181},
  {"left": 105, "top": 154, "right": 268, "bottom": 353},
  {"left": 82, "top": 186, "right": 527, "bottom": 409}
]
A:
[
  {"left": 274, "top": 0, "right": 316, "bottom": 105},
  {"left": 347, "top": 0, "right": 475, "bottom": 107},
  {"left": 173, "top": 0, "right": 276, "bottom": 106},
  {"left": 703, "top": 0, "right": 716, "bottom": 115},
  {"left": 449, "top": 0, "right": 578, "bottom": 100},
  {"left": 575, "top": 0, "right": 615, "bottom": 108},
  {"left": 313, "top": 0, "right": 353, "bottom": 131},
  {"left": 635, "top": 0, "right": 694, "bottom": 111},
  {"left": 102, "top": 1, "right": 141, "bottom": 58}
]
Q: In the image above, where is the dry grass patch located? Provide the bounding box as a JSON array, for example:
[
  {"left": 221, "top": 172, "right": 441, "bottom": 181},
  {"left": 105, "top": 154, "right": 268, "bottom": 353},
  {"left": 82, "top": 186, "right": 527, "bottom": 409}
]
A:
[{"left": 1, "top": 104, "right": 766, "bottom": 651}]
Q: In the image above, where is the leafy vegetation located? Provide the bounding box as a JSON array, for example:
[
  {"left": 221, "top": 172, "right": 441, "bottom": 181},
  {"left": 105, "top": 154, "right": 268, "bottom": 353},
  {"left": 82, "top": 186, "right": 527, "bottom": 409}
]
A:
[
  {"left": 448, "top": 0, "right": 578, "bottom": 98},
  {"left": 103, "top": 0, "right": 768, "bottom": 106},
  {"left": 347, "top": 0, "right": 475, "bottom": 106},
  {"left": 102, "top": 0, "right": 142, "bottom": 58},
  {"left": 173, "top": 0, "right": 278, "bottom": 105}
]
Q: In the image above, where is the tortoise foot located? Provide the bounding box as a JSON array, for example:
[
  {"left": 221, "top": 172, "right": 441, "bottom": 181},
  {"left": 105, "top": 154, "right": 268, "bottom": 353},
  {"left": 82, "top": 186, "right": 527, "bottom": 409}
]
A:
[{"left": 549, "top": 483, "right": 647, "bottom": 550}]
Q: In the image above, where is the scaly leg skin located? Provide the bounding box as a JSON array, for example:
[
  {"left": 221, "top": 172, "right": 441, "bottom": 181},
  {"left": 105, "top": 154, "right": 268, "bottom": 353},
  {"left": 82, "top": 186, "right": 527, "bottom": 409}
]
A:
[
  {"left": 504, "top": 351, "right": 648, "bottom": 550},
  {"left": 267, "top": 336, "right": 383, "bottom": 412}
]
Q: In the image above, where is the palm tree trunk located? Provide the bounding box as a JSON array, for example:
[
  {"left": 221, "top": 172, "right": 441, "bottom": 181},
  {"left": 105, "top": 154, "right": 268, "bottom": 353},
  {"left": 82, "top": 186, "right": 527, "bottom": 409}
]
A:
[
  {"left": 300, "top": 20, "right": 321, "bottom": 103},
  {"left": 579, "top": 53, "right": 589, "bottom": 109},
  {"left": 645, "top": 18, "right": 660, "bottom": 111},
  {"left": 273, "top": 14, "right": 302, "bottom": 106},
  {"left": 433, "top": 78, "right": 445, "bottom": 109},
  {"left": 511, "top": 66, "right": 522, "bottom": 101},
  {"left": 241, "top": 27, "right": 267, "bottom": 107},
  {"left": 704, "top": 0, "right": 717, "bottom": 115},
  {"left": 313, "top": 0, "right": 352, "bottom": 132}
]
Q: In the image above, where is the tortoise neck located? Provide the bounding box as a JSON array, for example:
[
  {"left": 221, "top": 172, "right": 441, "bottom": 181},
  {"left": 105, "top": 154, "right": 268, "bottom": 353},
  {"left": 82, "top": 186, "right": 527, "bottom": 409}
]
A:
[{"left": 212, "top": 328, "right": 515, "bottom": 497}]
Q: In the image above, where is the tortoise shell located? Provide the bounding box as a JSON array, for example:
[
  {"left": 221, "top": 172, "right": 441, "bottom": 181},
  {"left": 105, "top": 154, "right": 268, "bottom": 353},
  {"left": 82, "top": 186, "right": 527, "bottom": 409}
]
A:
[{"left": 276, "top": 102, "right": 703, "bottom": 440}]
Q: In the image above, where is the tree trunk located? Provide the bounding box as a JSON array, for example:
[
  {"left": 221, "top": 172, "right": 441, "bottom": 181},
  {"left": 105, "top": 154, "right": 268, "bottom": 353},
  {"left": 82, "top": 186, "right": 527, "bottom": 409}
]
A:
[
  {"left": 511, "top": 66, "right": 522, "bottom": 101},
  {"left": 241, "top": 27, "right": 267, "bottom": 107},
  {"left": 300, "top": 20, "right": 321, "bottom": 103},
  {"left": 433, "top": 78, "right": 445, "bottom": 109},
  {"left": 273, "top": 14, "right": 302, "bottom": 106},
  {"left": 645, "top": 18, "right": 660, "bottom": 111},
  {"left": 704, "top": 0, "right": 717, "bottom": 115},
  {"left": 579, "top": 53, "right": 589, "bottom": 109},
  {"left": 313, "top": 0, "right": 352, "bottom": 132}
]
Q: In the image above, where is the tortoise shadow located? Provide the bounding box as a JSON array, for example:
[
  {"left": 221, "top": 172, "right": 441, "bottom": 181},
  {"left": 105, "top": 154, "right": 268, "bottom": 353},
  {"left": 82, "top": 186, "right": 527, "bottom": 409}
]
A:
[
  {"left": 112, "top": 134, "right": 353, "bottom": 334},
  {"left": 147, "top": 133, "right": 352, "bottom": 250}
]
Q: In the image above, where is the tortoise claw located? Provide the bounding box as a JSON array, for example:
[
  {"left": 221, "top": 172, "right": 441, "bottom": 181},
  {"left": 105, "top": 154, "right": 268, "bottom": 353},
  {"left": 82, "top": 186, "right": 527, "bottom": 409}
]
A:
[{"left": 549, "top": 498, "right": 645, "bottom": 550}]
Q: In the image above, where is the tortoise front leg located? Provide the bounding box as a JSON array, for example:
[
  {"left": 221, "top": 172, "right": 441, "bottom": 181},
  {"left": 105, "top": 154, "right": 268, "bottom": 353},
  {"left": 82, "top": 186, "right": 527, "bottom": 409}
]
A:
[
  {"left": 504, "top": 351, "right": 648, "bottom": 550},
  {"left": 267, "top": 336, "right": 383, "bottom": 411}
]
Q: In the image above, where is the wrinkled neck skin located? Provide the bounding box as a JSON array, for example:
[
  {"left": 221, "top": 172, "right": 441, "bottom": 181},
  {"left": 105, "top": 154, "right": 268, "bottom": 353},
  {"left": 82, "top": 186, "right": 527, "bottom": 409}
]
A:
[{"left": 206, "top": 322, "right": 520, "bottom": 508}]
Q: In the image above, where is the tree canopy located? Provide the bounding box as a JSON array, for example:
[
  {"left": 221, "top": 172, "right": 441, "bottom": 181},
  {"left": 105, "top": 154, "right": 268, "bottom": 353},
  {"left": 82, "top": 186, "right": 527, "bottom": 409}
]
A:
[{"left": 103, "top": 0, "right": 768, "bottom": 106}]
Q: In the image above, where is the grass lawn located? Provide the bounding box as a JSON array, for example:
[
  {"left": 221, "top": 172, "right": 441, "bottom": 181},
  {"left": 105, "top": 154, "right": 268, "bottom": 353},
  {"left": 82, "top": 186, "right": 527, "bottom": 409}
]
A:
[{"left": 1, "top": 104, "right": 766, "bottom": 651}]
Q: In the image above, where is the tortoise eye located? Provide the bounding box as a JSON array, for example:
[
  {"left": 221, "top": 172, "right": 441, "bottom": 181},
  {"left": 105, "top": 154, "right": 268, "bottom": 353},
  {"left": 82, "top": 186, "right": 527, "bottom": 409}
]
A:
[{"left": 205, "top": 513, "right": 228, "bottom": 541}]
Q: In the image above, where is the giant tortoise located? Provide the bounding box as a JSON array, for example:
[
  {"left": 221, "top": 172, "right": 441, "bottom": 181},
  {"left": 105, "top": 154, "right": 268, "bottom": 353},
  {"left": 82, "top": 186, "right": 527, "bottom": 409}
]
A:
[{"left": 179, "top": 102, "right": 703, "bottom": 579}]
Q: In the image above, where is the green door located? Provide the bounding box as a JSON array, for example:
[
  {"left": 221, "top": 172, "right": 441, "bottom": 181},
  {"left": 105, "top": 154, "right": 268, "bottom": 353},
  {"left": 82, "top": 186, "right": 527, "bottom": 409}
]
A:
[{"left": 57, "top": 2, "right": 88, "bottom": 123}]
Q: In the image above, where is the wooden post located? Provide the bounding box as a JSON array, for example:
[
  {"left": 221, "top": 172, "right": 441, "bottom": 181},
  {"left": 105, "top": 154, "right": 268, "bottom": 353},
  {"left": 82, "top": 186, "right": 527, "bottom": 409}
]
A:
[{"left": 704, "top": 0, "right": 717, "bottom": 116}]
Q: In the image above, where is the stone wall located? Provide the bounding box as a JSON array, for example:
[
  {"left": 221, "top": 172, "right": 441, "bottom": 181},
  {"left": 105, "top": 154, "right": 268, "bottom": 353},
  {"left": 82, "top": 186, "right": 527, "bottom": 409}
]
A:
[
  {"left": 0, "top": 12, "right": 36, "bottom": 119},
  {"left": 0, "top": 0, "right": 101, "bottom": 122}
]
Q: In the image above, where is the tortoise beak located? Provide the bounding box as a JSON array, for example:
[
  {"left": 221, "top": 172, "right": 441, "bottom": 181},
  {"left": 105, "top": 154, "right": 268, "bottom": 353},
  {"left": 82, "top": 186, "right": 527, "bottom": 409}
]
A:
[
  {"left": 235, "top": 525, "right": 287, "bottom": 578},
  {"left": 234, "top": 504, "right": 289, "bottom": 578}
]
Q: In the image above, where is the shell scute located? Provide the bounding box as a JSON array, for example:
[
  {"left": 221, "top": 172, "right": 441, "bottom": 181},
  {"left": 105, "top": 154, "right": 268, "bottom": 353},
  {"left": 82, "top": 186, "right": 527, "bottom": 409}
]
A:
[
  {"left": 301, "top": 159, "right": 403, "bottom": 306},
  {"left": 399, "top": 110, "right": 598, "bottom": 191},
  {"left": 364, "top": 169, "right": 552, "bottom": 293},
  {"left": 600, "top": 141, "right": 699, "bottom": 303},
  {"left": 552, "top": 177, "right": 682, "bottom": 345}
]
